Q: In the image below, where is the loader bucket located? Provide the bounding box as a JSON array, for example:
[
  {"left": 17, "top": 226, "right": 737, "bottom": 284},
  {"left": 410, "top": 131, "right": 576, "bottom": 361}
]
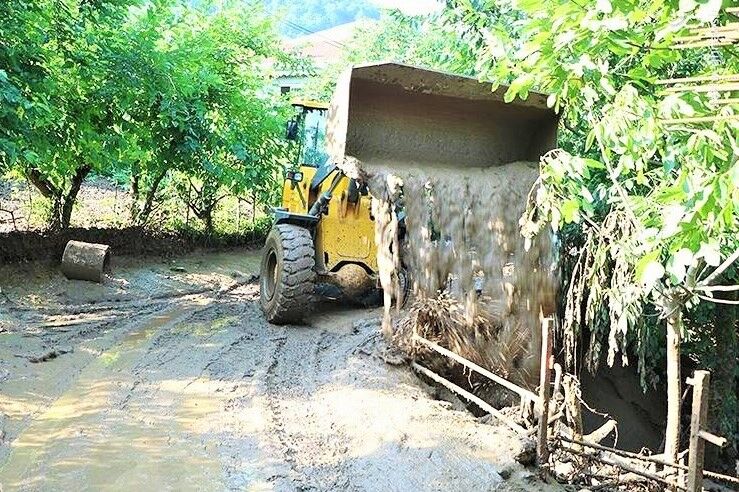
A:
[
  {"left": 326, "top": 62, "right": 559, "bottom": 173},
  {"left": 325, "top": 63, "right": 561, "bottom": 391}
]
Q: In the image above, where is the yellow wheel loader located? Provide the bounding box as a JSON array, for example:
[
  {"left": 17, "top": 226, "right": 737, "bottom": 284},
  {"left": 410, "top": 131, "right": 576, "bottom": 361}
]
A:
[
  {"left": 259, "top": 62, "right": 558, "bottom": 325},
  {"left": 259, "top": 98, "right": 383, "bottom": 324}
]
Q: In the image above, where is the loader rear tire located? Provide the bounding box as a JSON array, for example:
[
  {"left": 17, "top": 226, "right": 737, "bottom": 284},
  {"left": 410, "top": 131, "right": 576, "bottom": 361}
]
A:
[{"left": 260, "top": 224, "right": 316, "bottom": 324}]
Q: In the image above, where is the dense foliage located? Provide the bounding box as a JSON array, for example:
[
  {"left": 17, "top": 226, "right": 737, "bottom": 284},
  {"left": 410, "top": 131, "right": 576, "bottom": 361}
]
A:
[
  {"left": 263, "top": 0, "right": 379, "bottom": 38},
  {"left": 444, "top": 0, "right": 737, "bottom": 453},
  {"left": 0, "top": 0, "right": 289, "bottom": 231}
]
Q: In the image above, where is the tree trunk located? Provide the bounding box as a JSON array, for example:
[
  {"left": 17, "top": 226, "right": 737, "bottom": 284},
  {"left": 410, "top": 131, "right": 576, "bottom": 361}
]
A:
[
  {"left": 48, "top": 195, "right": 64, "bottom": 231},
  {"left": 27, "top": 166, "right": 90, "bottom": 230},
  {"left": 136, "top": 170, "right": 167, "bottom": 225},
  {"left": 664, "top": 292, "right": 682, "bottom": 471},
  {"left": 59, "top": 165, "right": 91, "bottom": 229},
  {"left": 252, "top": 191, "right": 256, "bottom": 224},
  {"left": 204, "top": 207, "right": 214, "bottom": 235},
  {"left": 26, "top": 168, "right": 56, "bottom": 199},
  {"left": 130, "top": 173, "right": 141, "bottom": 221},
  {"left": 26, "top": 168, "right": 62, "bottom": 229}
]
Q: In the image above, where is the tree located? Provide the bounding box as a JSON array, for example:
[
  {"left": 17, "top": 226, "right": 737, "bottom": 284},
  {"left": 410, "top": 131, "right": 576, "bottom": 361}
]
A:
[
  {"left": 1, "top": 0, "right": 138, "bottom": 230},
  {"left": 1, "top": 0, "right": 289, "bottom": 230},
  {"left": 114, "top": 2, "right": 290, "bottom": 231},
  {"left": 446, "top": 0, "right": 738, "bottom": 462}
]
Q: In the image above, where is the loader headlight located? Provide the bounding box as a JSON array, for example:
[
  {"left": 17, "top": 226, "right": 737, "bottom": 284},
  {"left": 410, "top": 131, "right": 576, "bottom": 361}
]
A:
[{"left": 286, "top": 170, "right": 303, "bottom": 182}]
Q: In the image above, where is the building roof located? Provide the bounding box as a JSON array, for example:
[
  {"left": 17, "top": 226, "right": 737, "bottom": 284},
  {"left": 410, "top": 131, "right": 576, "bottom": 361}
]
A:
[{"left": 283, "top": 21, "right": 368, "bottom": 67}]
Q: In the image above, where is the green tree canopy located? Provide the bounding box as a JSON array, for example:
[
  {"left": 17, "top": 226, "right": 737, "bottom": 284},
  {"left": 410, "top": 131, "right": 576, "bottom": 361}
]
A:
[
  {"left": 113, "top": 1, "right": 290, "bottom": 226},
  {"left": 445, "top": 0, "right": 738, "bottom": 458},
  {"left": 1, "top": 0, "right": 290, "bottom": 229}
]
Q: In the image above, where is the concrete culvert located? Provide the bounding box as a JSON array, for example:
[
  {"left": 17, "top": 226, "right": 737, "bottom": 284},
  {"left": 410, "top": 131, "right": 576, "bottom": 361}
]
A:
[{"left": 60, "top": 240, "right": 111, "bottom": 283}]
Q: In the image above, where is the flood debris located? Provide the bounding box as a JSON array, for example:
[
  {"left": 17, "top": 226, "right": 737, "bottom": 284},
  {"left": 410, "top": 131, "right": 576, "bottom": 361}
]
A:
[
  {"left": 355, "top": 160, "right": 559, "bottom": 391},
  {"left": 60, "top": 240, "right": 111, "bottom": 283},
  {"left": 14, "top": 346, "right": 74, "bottom": 363}
]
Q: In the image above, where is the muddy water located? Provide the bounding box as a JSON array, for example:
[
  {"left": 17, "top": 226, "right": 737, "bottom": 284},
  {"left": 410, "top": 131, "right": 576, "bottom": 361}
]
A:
[
  {"left": 347, "top": 159, "right": 557, "bottom": 388},
  {"left": 0, "top": 304, "right": 225, "bottom": 490}
]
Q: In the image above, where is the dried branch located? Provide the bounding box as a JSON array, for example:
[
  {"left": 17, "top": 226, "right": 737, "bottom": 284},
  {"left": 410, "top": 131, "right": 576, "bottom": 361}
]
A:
[
  {"left": 699, "top": 248, "right": 739, "bottom": 287},
  {"left": 697, "top": 294, "right": 739, "bottom": 305}
]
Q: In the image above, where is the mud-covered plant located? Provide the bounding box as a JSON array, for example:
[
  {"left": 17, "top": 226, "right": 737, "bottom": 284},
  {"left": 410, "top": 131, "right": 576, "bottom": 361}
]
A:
[{"left": 447, "top": 0, "right": 738, "bottom": 461}]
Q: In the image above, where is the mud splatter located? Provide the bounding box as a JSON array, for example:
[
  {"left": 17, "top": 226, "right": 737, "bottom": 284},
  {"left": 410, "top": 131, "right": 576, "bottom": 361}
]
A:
[{"left": 347, "top": 159, "right": 558, "bottom": 389}]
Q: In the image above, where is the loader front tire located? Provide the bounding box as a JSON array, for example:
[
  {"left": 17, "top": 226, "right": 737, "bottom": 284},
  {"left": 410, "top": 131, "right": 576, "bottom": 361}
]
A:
[{"left": 260, "top": 224, "right": 316, "bottom": 324}]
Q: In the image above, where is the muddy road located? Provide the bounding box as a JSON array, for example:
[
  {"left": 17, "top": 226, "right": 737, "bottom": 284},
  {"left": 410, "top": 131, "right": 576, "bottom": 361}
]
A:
[{"left": 0, "top": 250, "right": 553, "bottom": 491}]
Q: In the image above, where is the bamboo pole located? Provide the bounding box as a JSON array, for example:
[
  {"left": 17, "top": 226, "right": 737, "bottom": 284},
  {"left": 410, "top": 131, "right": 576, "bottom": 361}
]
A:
[
  {"left": 703, "top": 469, "right": 739, "bottom": 486},
  {"left": 411, "top": 362, "right": 528, "bottom": 435},
  {"left": 662, "top": 83, "right": 739, "bottom": 93},
  {"left": 412, "top": 335, "right": 540, "bottom": 403},
  {"left": 686, "top": 24, "right": 739, "bottom": 35},
  {"left": 674, "top": 32, "right": 739, "bottom": 43},
  {"left": 559, "top": 435, "right": 686, "bottom": 469},
  {"left": 661, "top": 115, "right": 739, "bottom": 124},
  {"left": 673, "top": 40, "right": 737, "bottom": 49},
  {"left": 656, "top": 74, "right": 739, "bottom": 85},
  {"left": 537, "top": 317, "right": 553, "bottom": 466},
  {"left": 686, "top": 370, "right": 710, "bottom": 492},
  {"left": 562, "top": 446, "right": 687, "bottom": 491}
]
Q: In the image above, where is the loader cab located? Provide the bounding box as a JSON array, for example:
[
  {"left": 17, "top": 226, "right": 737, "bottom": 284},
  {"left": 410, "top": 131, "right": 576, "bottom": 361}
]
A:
[{"left": 286, "top": 99, "right": 330, "bottom": 168}]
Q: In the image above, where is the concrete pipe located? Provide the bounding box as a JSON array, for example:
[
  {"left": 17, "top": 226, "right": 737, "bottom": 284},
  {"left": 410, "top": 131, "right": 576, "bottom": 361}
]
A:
[{"left": 60, "top": 240, "right": 111, "bottom": 283}]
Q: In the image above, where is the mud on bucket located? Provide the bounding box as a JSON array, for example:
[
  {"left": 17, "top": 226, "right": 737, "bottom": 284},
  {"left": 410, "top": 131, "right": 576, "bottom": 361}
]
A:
[{"left": 60, "top": 240, "right": 111, "bottom": 283}]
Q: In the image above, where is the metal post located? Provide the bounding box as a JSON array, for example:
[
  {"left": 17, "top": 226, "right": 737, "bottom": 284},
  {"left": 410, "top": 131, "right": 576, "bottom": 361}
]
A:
[
  {"left": 686, "top": 370, "right": 710, "bottom": 492},
  {"left": 537, "top": 316, "right": 553, "bottom": 466}
]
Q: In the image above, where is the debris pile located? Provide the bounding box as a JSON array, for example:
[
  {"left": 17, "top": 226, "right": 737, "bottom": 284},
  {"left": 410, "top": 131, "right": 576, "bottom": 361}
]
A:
[{"left": 346, "top": 158, "right": 558, "bottom": 390}]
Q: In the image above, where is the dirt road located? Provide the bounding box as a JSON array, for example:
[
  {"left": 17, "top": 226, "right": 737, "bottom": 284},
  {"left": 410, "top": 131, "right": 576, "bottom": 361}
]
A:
[{"left": 0, "top": 250, "right": 552, "bottom": 491}]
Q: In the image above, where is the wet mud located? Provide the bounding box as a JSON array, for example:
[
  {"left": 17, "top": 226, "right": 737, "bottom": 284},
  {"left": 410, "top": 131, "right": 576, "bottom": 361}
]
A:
[
  {"left": 0, "top": 251, "right": 556, "bottom": 491},
  {"left": 348, "top": 159, "right": 558, "bottom": 390}
]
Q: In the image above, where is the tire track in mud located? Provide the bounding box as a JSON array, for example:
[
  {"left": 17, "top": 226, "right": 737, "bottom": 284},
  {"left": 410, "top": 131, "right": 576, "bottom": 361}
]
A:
[
  {"left": 114, "top": 283, "right": 260, "bottom": 410},
  {"left": 0, "top": 279, "right": 263, "bottom": 490},
  {"left": 263, "top": 329, "right": 348, "bottom": 491},
  {"left": 2, "top": 251, "right": 557, "bottom": 491},
  {"left": 260, "top": 320, "right": 386, "bottom": 492}
]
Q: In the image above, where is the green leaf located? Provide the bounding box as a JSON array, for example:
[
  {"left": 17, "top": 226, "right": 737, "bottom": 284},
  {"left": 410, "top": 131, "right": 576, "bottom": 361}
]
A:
[
  {"left": 584, "top": 158, "right": 605, "bottom": 169},
  {"left": 667, "top": 248, "right": 694, "bottom": 284},
  {"left": 561, "top": 199, "right": 580, "bottom": 223},
  {"left": 636, "top": 250, "right": 665, "bottom": 288},
  {"left": 695, "top": 0, "right": 721, "bottom": 22},
  {"left": 679, "top": 0, "right": 696, "bottom": 12},
  {"left": 596, "top": 0, "right": 613, "bottom": 14},
  {"left": 696, "top": 242, "right": 721, "bottom": 267}
]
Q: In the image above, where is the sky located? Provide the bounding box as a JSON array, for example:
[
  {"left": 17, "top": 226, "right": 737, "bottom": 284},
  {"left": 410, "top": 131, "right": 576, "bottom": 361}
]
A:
[{"left": 371, "top": 0, "right": 444, "bottom": 16}]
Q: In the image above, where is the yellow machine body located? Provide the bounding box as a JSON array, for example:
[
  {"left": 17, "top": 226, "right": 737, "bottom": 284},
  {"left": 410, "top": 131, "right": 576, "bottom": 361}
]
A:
[{"left": 279, "top": 164, "right": 378, "bottom": 274}]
